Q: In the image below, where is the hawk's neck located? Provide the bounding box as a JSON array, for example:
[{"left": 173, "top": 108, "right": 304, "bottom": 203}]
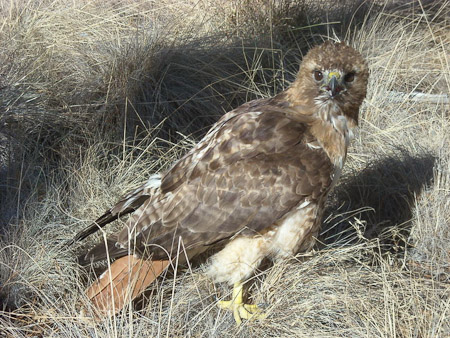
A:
[
  {"left": 273, "top": 88, "right": 356, "bottom": 168},
  {"left": 309, "top": 101, "right": 356, "bottom": 169}
]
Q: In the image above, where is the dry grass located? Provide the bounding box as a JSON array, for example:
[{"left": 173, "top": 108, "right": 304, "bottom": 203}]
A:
[{"left": 0, "top": 0, "right": 449, "bottom": 337}]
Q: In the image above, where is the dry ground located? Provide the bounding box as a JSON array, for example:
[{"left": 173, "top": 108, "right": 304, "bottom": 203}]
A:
[{"left": 0, "top": 0, "right": 448, "bottom": 337}]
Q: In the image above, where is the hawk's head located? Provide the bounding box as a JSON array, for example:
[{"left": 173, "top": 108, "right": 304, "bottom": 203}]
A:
[{"left": 293, "top": 41, "right": 369, "bottom": 124}]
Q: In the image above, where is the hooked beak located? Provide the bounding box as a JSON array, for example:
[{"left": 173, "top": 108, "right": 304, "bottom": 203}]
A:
[{"left": 326, "top": 72, "right": 343, "bottom": 97}]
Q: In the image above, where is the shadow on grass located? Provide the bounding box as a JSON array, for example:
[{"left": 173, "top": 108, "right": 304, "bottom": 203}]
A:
[
  {"left": 321, "top": 151, "right": 436, "bottom": 250},
  {"left": 116, "top": 1, "right": 379, "bottom": 143}
]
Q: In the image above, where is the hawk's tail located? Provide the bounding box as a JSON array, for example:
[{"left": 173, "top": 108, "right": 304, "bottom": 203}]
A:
[{"left": 85, "top": 256, "right": 170, "bottom": 316}]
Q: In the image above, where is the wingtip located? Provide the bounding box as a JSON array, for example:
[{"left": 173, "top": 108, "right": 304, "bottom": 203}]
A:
[
  {"left": 65, "top": 238, "right": 75, "bottom": 247},
  {"left": 77, "top": 238, "right": 127, "bottom": 266}
]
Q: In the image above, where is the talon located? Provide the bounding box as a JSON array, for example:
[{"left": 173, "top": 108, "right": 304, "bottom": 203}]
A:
[{"left": 217, "top": 282, "right": 266, "bottom": 325}]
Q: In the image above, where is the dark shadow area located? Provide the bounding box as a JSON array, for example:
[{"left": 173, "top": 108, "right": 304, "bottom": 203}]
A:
[
  {"left": 124, "top": 0, "right": 447, "bottom": 144},
  {"left": 320, "top": 152, "right": 436, "bottom": 250},
  {"left": 120, "top": 1, "right": 380, "bottom": 143}
]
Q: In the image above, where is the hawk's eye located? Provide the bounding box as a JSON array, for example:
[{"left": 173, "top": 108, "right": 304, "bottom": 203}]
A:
[
  {"left": 344, "top": 72, "right": 355, "bottom": 82},
  {"left": 313, "top": 70, "right": 323, "bottom": 81}
]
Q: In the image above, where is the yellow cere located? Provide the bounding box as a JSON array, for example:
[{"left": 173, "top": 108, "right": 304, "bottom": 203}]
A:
[{"left": 328, "top": 71, "right": 340, "bottom": 79}]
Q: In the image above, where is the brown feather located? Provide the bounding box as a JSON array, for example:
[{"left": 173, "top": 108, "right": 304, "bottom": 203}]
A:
[
  {"left": 69, "top": 185, "right": 153, "bottom": 245},
  {"left": 86, "top": 256, "right": 169, "bottom": 317},
  {"left": 78, "top": 239, "right": 128, "bottom": 266}
]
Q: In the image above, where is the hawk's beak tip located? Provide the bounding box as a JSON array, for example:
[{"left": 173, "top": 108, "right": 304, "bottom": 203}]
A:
[{"left": 328, "top": 75, "right": 341, "bottom": 97}]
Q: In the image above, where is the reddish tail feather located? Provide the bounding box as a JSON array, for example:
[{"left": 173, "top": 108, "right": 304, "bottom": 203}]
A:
[{"left": 86, "top": 256, "right": 170, "bottom": 317}]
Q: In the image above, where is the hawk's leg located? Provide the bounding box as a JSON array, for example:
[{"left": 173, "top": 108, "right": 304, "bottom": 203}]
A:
[{"left": 218, "top": 282, "right": 265, "bottom": 325}]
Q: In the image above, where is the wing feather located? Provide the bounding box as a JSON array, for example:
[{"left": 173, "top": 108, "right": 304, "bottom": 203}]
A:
[
  {"left": 84, "top": 98, "right": 334, "bottom": 263},
  {"left": 69, "top": 177, "right": 159, "bottom": 245},
  {"left": 114, "top": 101, "right": 334, "bottom": 259}
]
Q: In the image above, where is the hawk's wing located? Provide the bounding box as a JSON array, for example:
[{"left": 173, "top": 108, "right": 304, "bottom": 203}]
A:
[
  {"left": 69, "top": 176, "right": 159, "bottom": 245},
  {"left": 110, "top": 102, "right": 334, "bottom": 261}
]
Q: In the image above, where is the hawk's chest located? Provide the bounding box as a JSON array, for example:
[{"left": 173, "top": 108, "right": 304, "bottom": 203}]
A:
[
  {"left": 307, "top": 103, "right": 355, "bottom": 196},
  {"left": 313, "top": 104, "right": 354, "bottom": 168}
]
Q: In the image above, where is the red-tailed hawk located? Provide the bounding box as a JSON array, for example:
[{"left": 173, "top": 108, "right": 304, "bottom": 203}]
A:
[{"left": 73, "top": 41, "right": 369, "bottom": 324}]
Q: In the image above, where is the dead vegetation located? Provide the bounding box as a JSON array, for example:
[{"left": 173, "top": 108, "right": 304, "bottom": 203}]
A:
[{"left": 0, "top": 0, "right": 449, "bottom": 337}]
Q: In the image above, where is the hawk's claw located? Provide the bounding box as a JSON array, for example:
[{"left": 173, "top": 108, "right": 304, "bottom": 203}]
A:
[{"left": 217, "top": 282, "right": 266, "bottom": 325}]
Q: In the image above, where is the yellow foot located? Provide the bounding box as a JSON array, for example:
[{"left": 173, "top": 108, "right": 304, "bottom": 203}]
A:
[{"left": 217, "top": 282, "right": 266, "bottom": 325}]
